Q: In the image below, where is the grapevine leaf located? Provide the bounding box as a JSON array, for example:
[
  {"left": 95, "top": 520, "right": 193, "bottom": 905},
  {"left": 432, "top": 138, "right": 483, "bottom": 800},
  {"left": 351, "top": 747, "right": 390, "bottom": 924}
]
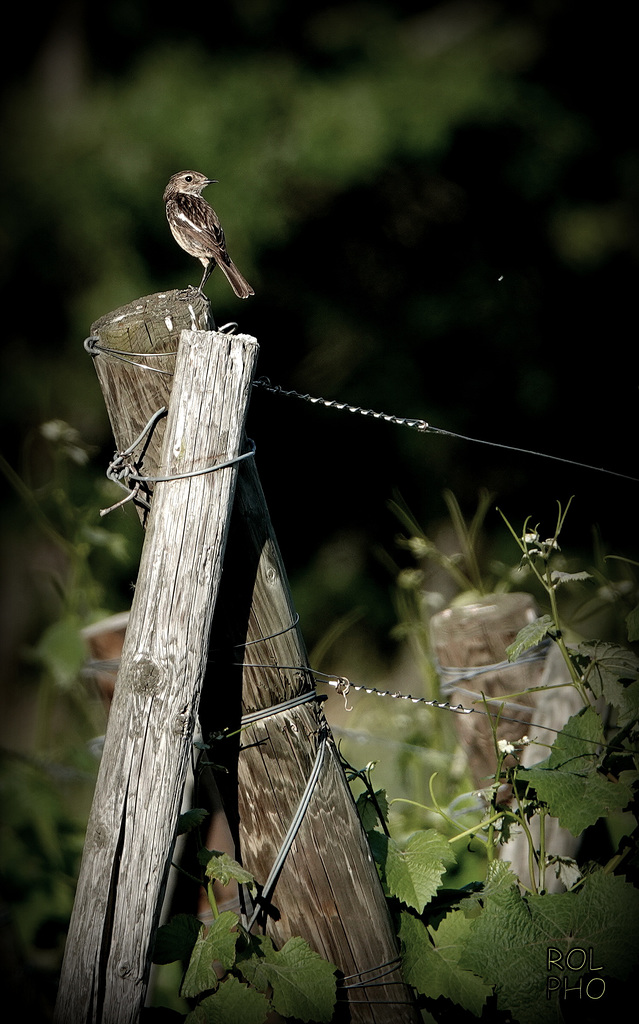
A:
[
  {"left": 519, "top": 707, "right": 635, "bottom": 834},
  {"left": 578, "top": 640, "right": 639, "bottom": 726},
  {"left": 198, "top": 849, "right": 256, "bottom": 892},
  {"left": 626, "top": 604, "right": 639, "bottom": 643},
  {"left": 400, "top": 910, "right": 492, "bottom": 1016},
  {"left": 238, "top": 935, "right": 337, "bottom": 1023},
  {"left": 184, "top": 975, "right": 269, "bottom": 1024},
  {"left": 549, "top": 570, "right": 592, "bottom": 586},
  {"left": 506, "top": 615, "right": 554, "bottom": 661},
  {"left": 177, "top": 808, "right": 209, "bottom": 836},
  {"left": 153, "top": 913, "right": 201, "bottom": 965},
  {"left": 369, "top": 829, "right": 456, "bottom": 913},
  {"left": 180, "top": 912, "right": 239, "bottom": 999},
  {"left": 460, "top": 871, "right": 639, "bottom": 1024},
  {"left": 460, "top": 860, "right": 519, "bottom": 914},
  {"left": 522, "top": 768, "right": 635, "bottom": 835},
  {"left": 355, "top": 787, "right": 389, "bottom": 831}
]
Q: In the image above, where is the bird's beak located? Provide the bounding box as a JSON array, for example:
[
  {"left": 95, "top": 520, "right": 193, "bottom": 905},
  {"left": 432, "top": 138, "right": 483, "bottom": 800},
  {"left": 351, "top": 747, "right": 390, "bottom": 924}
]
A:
[{"left": 204, "top": 179, "right": 219, "bottom": 186}]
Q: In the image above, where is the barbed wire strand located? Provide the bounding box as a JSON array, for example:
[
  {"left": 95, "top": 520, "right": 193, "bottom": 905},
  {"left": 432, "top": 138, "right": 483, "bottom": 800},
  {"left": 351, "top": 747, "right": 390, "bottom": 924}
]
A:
[
  {"left": 251, "top": 377, "right": 639, "bottom": 484},
  {"left": 234, "top": 660, "right": 627, "bottom": 752},
  {"left": 85, "top": 338, "right": 637, "bottom": 483},
  {"left": 102, "top": 400, "right": 256, "bottom": 510},
  {"left": 84, "top": 607, "right": 628, "bottom": 754},
  {"left": 84, "top": 645, "right": 624, "bottom": 751},
  {"left": 340, "top": 957, "right": 402, "bottom": 983}
]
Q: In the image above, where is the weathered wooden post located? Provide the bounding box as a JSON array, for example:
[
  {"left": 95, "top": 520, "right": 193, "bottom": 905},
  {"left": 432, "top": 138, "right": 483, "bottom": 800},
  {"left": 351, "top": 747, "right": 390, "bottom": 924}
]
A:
[
  {"left": 87, "top": 289, "right": 212, "bottom": 523},
  {"left": 205, "top": 456, "right": 421, "bottom": 1021},
  {"left": 54, "top": 322, "right": 259, "bottom": 1024},
  {"left": 64, "top": 294, "right": 421, "bottom": 1023},
  {"left": 430, "top": 593, "right": 543, "bottom": 785},
  {"left": 429, "top": 593, "right": 581, "bottom": 891}
]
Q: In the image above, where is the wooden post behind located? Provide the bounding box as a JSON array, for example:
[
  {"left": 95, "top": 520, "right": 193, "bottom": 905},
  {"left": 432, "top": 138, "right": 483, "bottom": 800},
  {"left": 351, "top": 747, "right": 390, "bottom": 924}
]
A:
[
  {"left": 429, "top": 594, "right": 544, "bottom": 786},
  {"left": 205, "top": 459, "right": 421, "bottom": 1023},
  {"left": 54, "top": 328, "right": 259, "bottom": 1024},
  {"left": 88, "top": 289, "right": 212, "bottom": 523}
]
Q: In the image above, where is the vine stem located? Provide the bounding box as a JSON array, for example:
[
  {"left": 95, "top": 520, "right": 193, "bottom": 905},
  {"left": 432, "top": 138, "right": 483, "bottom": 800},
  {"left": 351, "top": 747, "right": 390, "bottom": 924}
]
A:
[
  {"left": 511, "top": 783, "right": 539, "bottom": 895},
  {"left": 448, "top": 811, "right": 505, "bottom": 845},
  {"left": 538, "top": 808, "right": 547, "bottom": 892}
]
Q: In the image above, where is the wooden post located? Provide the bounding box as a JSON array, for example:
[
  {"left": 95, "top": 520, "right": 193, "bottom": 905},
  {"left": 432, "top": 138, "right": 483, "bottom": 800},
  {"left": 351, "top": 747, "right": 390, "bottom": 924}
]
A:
[
  {"left": 71, "top": 296, "right": 421, "bottom": 1022},
  {"left": 88, "top": 289, "right": 212, "bottom": 523},
  {"left": 429, "top": 595, "right": 583, "bottom": 891},
  {"left": 429, "top": 594, "right": 543, "bottom": 786},
  {"left": 205, "top": 457, "right": 421, "bottom": 1023},
  {"left": 54, "top": 327, "right": 259, "bottom": 1024}
]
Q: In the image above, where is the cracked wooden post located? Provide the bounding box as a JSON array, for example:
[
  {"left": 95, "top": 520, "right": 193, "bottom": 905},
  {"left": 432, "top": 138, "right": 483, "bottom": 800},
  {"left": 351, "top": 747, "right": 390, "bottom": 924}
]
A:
[
  {"left": 68, "top": 295, "right": 421, "bottom": 1023},
  {"left": 54, "top": 326, "right": 259, "bottom": 1024}
]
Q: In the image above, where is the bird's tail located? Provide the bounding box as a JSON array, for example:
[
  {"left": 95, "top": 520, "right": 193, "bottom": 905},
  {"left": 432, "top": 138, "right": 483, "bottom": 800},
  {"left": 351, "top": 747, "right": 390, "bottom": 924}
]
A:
[{"left": 218, "top": 257, "right": 254, "bottom": 299}]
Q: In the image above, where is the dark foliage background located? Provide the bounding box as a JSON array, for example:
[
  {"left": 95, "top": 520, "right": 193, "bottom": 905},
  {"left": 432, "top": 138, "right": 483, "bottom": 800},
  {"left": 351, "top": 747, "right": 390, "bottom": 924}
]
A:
[{"left": 0, "top": 0, "right": 637, "bottom": 1014}]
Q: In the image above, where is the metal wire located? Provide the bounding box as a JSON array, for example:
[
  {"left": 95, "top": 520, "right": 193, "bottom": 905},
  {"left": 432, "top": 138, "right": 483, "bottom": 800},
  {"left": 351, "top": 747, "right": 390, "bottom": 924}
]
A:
[
  {"left": 246, "top": 726, "right": 329, "bottom": 932},
  {"left": 252, "top": 376, "right": 639, "bottom": 483},
  {"left": 84, "top": 335, "right": 639, "bottom": 482}
]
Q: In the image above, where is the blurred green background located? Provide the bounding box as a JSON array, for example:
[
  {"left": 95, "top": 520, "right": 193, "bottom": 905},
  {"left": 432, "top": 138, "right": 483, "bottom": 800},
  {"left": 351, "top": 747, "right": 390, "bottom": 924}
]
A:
[{"left": 1, "top": 0, "right": 637, "bottom": 1016}]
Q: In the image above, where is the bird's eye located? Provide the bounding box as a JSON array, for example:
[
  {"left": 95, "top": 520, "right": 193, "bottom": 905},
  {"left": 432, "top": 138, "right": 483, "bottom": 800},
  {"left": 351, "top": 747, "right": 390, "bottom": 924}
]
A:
[{"left": 184, "top": 175, "right": 192, "bottom": 182}]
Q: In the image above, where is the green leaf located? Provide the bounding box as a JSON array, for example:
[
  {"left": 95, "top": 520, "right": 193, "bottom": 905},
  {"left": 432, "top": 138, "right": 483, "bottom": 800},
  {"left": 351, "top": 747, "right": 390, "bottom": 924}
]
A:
[
  {"left": 153, "top": 914, "right": 201, "bottom": 965},
  {"left": 184, "top": 975, "right": 269, "bottom": 1024},
  {"left": 177, "top": 808, "right": 209, "bottom": 836},
  {"left": 626, "top": 604, "right": 639, "bottom": 643},
  {"left": 506, "top": 615, "right": 554, "bottom": 661},
  {"left": 239, "top": 935, "right": 337, "bottom": 1022},
  {"left": 355, "top": 787, "right": 389, "bottom": 831},
  {"left": 519, "top": 707, "right": 635, "bottom": 834},
  {"left": 198, "top": 850, "right": 256, "bottom": 892},
  {"left": 460, "top": 871, "right": 639, "bottom": 1024},
  {"left": 578, "top": 640, "right": 639, "bottom": 727},
  {"left": 181, "top": 912, "right": 240, "bottom": 999},
  {"left": 369, "top": 829, "right": 456, "bottom": 913},
  {"left": 544, "top": 705, "right": 604, "bottom": 771},
  {"left": 400, "top": 910, "right": 492, "bottom": 1016},
  {"left": 549, "top": 569, "right": 592, "bottom": 586},
  {"left": 523, "top": 768, "right": 635, "bottom": 835},
  {"left": 80, "top": 523, "right": 130, "bottom": 561},
  {"left": 461, "top": 860, "right": 519, "bottom": 912}
]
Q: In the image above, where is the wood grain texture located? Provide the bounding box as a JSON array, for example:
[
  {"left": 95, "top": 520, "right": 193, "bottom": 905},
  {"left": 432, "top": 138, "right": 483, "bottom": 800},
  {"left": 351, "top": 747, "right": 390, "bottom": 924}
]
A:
[
  {"left": 204, "top": 459, "right": 421, "bottom": 1022},
  {"left": 69, "top": 299, "right": 420, "bottom": 1022},
  {"left": 89, "top": 289, "right": 212, "bottom": 523},
  {"left": 55, "top": 328, "right": 259, "bottom": 1024}
]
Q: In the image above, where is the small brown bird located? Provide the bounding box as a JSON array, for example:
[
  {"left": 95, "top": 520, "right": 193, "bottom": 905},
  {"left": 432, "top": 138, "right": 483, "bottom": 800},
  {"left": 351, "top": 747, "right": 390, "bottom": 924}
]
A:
[{"left": 163, "top": 170, "right": 254, "bottom": 298}]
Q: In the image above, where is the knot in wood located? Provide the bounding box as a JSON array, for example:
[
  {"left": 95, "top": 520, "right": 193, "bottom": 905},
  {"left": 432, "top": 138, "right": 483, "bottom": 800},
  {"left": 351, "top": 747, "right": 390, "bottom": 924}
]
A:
[
  {"left": 173, "top": 703, "right": 194, "bottom": 736},
  {"left": 265, "top": 563, "right": 279, "bottom": 586},
  {"left": 91, "top": 822, "right": 111, "bottom": 849},
  {"left": 116, "top": 960, "right": 133, "bottom": 978},
  {"left": 129, "top": 655, "right": 162, "bottom": 695}
]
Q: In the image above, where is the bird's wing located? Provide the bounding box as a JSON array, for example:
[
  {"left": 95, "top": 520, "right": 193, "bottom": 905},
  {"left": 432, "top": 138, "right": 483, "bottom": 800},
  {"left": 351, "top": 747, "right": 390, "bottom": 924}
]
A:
[{"left": 170, "top": 195, "right": 227, "bottom": 256}]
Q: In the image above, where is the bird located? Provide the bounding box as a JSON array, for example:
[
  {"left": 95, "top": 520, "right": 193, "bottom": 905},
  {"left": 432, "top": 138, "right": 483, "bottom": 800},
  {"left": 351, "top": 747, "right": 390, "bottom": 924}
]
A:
[{"left": 163, "top": 170, "right": 254, "bottom": 299}]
